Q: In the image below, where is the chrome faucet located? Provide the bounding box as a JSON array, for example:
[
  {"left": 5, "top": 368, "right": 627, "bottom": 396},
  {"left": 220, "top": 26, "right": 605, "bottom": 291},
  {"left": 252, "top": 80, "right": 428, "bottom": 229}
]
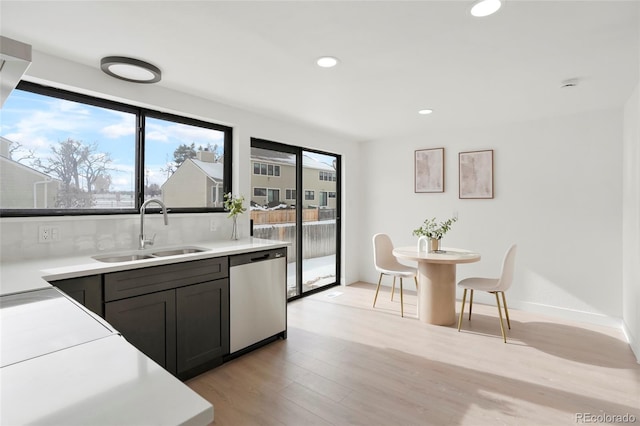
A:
[{"left": 139, "top": 198, "right": 169, "bottom": 250}]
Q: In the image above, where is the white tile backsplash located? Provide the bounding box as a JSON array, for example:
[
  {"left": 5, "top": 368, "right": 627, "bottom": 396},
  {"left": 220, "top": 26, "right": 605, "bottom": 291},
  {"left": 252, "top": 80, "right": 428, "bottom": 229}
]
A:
[{"left": 0, "top": 213, "right": 240, "bottom": 262}]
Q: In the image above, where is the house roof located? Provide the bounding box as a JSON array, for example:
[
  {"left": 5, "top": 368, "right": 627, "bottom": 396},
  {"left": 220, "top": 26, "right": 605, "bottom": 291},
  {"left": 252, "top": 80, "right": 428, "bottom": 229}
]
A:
[{"left": 190, "top": 158, "right": 224, "bottom": 182}]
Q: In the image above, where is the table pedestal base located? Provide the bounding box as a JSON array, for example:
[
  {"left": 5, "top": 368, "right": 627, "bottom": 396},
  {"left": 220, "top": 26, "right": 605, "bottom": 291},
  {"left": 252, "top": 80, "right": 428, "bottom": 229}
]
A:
[{"left": 418, "top": 263, "right": 456, "bottom": 325}]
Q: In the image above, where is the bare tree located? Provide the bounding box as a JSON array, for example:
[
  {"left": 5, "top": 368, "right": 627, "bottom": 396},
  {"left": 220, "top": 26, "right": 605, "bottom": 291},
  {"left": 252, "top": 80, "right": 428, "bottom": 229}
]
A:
[
  {"left": 8, "top": 140, "right": 36, "bottom": 163},
  {"left": 79, "top": 142, "right": 113, "bottom": 193},
  {"left": 34, "top": 138, "right": 86, "bottom": 191},
  {"left": 33, "top": 138, "right": 112, "bottom": 208}
]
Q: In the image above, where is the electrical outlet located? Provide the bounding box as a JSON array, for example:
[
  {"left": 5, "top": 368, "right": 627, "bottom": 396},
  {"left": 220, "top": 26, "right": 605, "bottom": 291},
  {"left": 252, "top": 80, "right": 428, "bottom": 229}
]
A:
[
  {"left": 39, "top": 225, "right": 60, "bottom": 243},
  {"left": 209, "top": 218, "right": 218, "bottom": 232}
]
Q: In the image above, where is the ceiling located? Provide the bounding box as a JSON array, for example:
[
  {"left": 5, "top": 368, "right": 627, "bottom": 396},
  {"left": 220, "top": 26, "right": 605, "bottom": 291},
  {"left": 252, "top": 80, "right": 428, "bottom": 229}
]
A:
[{"left": 1, "top": 1, "right": 638, "bottom": 142}]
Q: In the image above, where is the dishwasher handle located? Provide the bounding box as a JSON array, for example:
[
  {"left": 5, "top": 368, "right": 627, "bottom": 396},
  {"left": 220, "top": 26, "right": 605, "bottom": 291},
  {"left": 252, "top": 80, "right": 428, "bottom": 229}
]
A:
[{"left": 230, "top": 248, "right": 287, "bottom": 266}]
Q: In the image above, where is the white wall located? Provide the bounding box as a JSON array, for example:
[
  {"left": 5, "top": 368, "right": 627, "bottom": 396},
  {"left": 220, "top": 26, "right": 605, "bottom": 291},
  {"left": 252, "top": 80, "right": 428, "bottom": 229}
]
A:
[
  {"left": 358, "top": 109, "right": 624, "bottom": 326},
  {"left": 623, "top": 83, "right": 640, "bottom": 360},
  {"left": 0, "top": 51, "right": 362, "bottom": 285}
]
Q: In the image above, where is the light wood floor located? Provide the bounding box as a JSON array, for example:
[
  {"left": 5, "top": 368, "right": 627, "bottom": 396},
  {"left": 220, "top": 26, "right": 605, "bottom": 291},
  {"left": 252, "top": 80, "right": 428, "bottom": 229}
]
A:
[{"left": 187, "top": 282, "right": 640, "bottom": 426}]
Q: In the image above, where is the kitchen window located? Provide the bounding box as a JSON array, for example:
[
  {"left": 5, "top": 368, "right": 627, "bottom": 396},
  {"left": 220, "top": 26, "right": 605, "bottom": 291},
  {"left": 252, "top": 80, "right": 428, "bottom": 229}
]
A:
[{"left": 0, "top": 81, "right": 232, "bottom": 216}]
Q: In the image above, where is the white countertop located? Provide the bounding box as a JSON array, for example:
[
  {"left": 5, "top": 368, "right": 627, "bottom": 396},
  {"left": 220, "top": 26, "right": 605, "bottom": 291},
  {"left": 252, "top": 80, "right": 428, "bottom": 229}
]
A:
[
  {"left": 1, "top": 334, "right": 213, "bottom": 426},
  {"left": 0, "top": 237, "right": 288, "bottom": 296},
  {"left": 0, "top": 287, "right": 115, "bottom": 367}
]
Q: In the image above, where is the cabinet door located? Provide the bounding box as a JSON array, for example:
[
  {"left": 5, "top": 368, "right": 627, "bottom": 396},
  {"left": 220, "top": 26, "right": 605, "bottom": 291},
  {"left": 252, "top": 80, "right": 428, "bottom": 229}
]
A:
[
  {"left": 51, "top": 275, "right": 103, "bottom": 317},
  {"left": 105, "top": 290, "right": 177, "bottom": 375},
  {"left": 176, "top": 279, "right": 229, "bottom": 380}
]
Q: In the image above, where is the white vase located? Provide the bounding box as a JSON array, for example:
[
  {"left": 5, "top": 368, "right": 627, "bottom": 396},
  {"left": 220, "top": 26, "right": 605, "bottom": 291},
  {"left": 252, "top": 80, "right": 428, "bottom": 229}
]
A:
[{"left": 417, "top": 236, "right": 429, "bottom": 252}]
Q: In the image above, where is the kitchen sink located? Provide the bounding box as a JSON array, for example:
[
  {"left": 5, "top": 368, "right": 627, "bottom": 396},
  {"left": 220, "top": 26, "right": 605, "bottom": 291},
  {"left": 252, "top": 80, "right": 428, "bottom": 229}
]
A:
[
  {"left": 92, "top": 246, "right": 209, "bottom": 263},
  {"left": 151, "top": 247, "right": 207, "bottom": 257},
  {"left": 93, "top": 254, "right": 156, "bottom": 263}
]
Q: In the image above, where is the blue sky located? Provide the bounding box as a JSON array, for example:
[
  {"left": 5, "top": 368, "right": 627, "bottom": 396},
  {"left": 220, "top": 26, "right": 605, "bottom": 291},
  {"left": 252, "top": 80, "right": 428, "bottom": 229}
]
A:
[{"left": 1, "top": 89, "right": 224, "bottom": 191}]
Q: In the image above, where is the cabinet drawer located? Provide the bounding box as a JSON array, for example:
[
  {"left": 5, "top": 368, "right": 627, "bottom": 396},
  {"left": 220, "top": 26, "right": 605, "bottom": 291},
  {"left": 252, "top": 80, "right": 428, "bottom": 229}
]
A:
[{"left": 105, "top": 257, "right": 228, "bottom": 301}]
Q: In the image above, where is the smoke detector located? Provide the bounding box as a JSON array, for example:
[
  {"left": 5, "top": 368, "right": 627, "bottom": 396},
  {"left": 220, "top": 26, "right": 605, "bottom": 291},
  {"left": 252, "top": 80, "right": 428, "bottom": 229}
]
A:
[{"left": 560, "top": 78, "right": 580, "bottom": 89}]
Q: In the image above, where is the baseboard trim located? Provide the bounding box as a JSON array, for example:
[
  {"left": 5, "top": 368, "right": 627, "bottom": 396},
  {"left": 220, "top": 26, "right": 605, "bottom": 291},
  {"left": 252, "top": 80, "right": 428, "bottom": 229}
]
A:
[
  {"left": 622, "top": 322, "right": 640, "bottom": 364},
  {"left": 507, "top": 300, "right": 622, "bottom": 329}
]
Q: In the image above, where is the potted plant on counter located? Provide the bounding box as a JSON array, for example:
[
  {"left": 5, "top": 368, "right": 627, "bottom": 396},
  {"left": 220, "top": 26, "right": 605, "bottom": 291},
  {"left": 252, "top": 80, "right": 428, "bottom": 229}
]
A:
[
  {"left": 413, "top": 216, "right": 458, "bottom": 252},
  {"left": 224, "top": 193, "right": 246, "bottom": 240}
]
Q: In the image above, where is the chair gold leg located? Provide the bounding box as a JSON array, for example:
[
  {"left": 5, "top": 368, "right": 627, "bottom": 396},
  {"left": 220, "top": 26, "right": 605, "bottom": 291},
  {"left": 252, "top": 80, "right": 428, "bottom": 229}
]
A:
[
  {"left": 458, "top": 288, "right": 467, "bottom": 332},
  {"left": 495, "top": 292, "right": 507, "bottom": 343},
  {"left": 468, "top": 289, "right": 474, "bottom": 320},
  {"left": 501, "top": 292, "right": 511, "bottom": 329},
  {"left": 399, "top": 278, "right": 404, "bottom": 317},
  {"left": 373, "top": 273, "right": 383, "bottom": 307},
  {"left": 414, "top": 276, "right": 418, "bottom": 290},
  {"left": 391, "top": 276, "right": 396, "bottom": 301}
]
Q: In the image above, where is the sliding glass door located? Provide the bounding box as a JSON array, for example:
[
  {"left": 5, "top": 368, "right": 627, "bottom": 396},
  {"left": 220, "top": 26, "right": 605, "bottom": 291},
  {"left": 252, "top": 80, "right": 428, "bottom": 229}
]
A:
[
  {"left": 250, "top": 139, "right": 340, "bottom": 299},
  {"left": 301, "top": 150, "right": 339, "bottom": 294}
]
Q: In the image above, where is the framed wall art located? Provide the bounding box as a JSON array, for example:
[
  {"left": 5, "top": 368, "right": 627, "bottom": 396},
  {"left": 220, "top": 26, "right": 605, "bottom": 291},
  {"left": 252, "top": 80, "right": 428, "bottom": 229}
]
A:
[
  {"left": 415, "top": 148, "right": 444, "bottom": 193},
  {"left": 459, "top": 149, "right": 494, "bottom": 199}
]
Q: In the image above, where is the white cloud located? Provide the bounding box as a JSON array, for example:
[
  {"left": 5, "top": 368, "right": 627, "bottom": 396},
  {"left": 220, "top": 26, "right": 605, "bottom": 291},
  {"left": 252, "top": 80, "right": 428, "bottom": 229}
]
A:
[
  {"left": 146, "top": 130, "right": 169, "bottom": 142},
  {"left": 146, "top": 120, "right": 224, "bottom": 145},
  {"left": 101, "top": 111, "right": 136, "bottom": 139}
]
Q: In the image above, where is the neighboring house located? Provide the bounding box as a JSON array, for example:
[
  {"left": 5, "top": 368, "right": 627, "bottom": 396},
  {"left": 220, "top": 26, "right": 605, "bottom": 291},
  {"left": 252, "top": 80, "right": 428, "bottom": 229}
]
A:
[
  {"left": 0, "top": 136, "right": 59, "bottom": 209},
  {"left": 251, "top": 147, "right": 337, "bottom": 209},
  {"left": 162, "top": 150, "right": 224, "bottom": 208}
]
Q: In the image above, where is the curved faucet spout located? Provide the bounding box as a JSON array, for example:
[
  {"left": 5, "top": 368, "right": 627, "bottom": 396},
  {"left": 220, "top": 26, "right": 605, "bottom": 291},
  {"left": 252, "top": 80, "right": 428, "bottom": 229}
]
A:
[{"left": 139, "top": 198, "right": 169, "bottom": 249}]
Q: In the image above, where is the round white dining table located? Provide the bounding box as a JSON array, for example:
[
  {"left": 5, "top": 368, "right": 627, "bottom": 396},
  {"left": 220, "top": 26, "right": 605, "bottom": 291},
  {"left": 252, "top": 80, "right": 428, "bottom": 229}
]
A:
[{"left": 393, "top": 247, "right": 481, "bottom": 325}]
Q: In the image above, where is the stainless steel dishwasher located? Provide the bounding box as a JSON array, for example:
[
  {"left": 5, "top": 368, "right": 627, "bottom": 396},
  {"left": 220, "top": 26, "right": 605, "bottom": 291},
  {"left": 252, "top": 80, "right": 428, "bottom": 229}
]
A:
[{"left": 229, "top": 247, "right": 287, "bottom": 354}]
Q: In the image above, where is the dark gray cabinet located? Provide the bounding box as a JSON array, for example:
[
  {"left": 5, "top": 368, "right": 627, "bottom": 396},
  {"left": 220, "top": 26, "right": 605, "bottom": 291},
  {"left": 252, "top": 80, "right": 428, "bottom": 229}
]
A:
[
  {"left": 105, "top": 289, "right": 177, "bottom": 374},
  {"left": 176, "top": 279, "right": 229, "bottom": 378},
  {"left": 50, "top": 275, "right": 103, "bottom": 317},
  {"left": 104, "top": 257, "right": 229, "bottom": 380}
]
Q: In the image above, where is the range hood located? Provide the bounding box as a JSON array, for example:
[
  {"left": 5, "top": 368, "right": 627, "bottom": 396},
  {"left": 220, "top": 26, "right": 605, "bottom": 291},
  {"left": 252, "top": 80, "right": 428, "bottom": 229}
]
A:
[{"left": 0, "top": 36, "right": 32, "bottom": 108}]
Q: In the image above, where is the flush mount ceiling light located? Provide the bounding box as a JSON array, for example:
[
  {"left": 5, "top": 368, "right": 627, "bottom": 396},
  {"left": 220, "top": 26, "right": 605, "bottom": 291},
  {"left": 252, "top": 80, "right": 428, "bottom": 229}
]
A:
[
  {"left": 316, "top": 56, "right": 339, "bottom": 68},
  {"left": 470, "top": 0, "right": 502, "bottom": 17},
  {"left": 418, "top": 109, "right": 433, "bottom": 115},
  {"left": 100, "top": 56, "right": 161, "bottom": 83}
]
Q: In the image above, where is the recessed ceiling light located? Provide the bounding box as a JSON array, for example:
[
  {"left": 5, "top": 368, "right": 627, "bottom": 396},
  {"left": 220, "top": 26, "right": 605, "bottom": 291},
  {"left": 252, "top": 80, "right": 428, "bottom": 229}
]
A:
[
  {"left": 418, "top": 109, "right": 433, "bottom": 115},
  {"left": 470, "top": 0, "right": 502, "bottom": 17},
  {"left": 316, "top": 56, "right": 339, "bottom": 68},
  {"left": 100, "top": 56, "right": 161, "bottom": 83}
]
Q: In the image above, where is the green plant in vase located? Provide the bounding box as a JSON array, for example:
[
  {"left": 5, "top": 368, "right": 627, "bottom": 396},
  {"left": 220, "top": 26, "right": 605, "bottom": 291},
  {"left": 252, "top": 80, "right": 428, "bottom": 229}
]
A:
[
  {"left": 413, "top": 216, "right": 458, "bottom": 252},
  {"left": 224, "top": 193, "right": 246, "bottom": 240}
]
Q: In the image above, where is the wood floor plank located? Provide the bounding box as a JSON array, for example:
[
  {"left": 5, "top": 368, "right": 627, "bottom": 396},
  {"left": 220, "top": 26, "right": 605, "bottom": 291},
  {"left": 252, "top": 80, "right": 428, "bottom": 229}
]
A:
[{"left": 188, "top": 282, "right": 640, "bottom": 425}]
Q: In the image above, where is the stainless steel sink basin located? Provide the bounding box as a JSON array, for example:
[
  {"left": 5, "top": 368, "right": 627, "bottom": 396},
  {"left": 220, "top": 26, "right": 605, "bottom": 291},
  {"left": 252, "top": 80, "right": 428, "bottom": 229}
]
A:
[
  {"left": 93, "top": 254, "right": 156, "bottom": 263},
  {"left": 92, "top": 246, "right": 209, "bottom": 263},
  {"left": 151, "top": 247, "right": 207, "bottom": 257}
]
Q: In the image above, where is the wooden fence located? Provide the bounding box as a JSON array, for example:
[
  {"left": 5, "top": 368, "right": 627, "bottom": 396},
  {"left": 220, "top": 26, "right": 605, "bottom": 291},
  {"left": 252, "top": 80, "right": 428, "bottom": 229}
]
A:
[{"left": 250, "top": 208, "right": 335, "bottom": 225}]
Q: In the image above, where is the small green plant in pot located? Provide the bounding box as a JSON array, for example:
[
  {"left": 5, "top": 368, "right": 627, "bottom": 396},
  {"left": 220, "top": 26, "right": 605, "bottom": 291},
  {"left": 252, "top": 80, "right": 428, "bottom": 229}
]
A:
[{"left": 413, "top": 216, "right": 458, "bottom": 252}]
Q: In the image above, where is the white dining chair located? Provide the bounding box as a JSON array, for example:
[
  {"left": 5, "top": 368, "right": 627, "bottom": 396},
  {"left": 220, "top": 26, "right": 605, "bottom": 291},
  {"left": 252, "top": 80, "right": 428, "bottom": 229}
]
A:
[
  {"left": 372, "top": 233, "right": 418, "bottom": 317},
  {"left": 457, "top": 244, "right": 517, "bottom": 343}
]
